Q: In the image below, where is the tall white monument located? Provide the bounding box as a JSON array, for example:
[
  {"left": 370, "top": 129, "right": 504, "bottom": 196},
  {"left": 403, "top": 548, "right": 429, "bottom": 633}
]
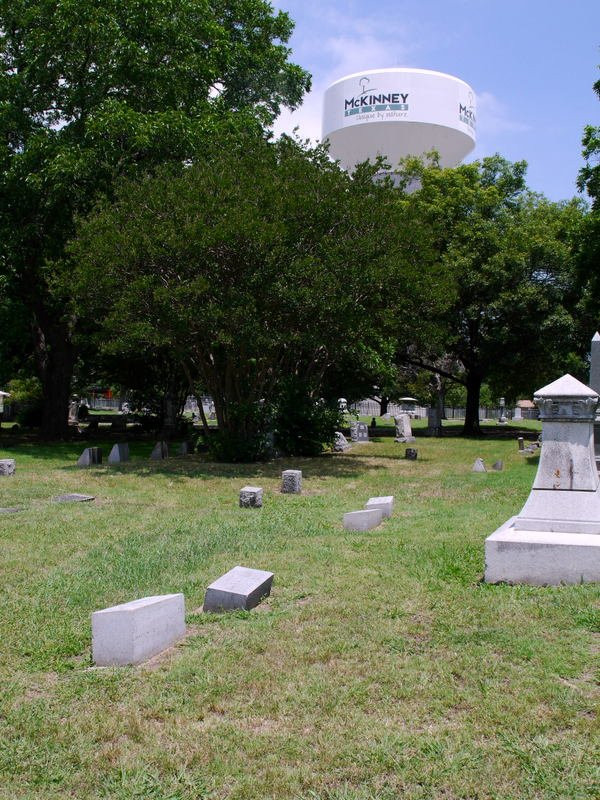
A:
[{"left": 485, "top": 374, "right": 600, "bottom": 585}]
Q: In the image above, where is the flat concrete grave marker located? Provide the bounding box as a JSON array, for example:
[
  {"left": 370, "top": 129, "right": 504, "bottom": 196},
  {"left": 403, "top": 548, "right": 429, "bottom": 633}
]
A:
[
  {"left": 53, "top": 493, "right": 95, "bottom": 503},
  {"left": 343, "top": 508, "right": 383, "bottom": 531},
  {"left": 150, "top": 441, "right": 168, "bottom": 460},
  {"left": 204, "top": 566, "right": 274, "bottom": 612},
  {"left": 365, "top": 495, "right": 394, "bottom": 518},
  {"left": 405, "top": 448, "right": 418, "bottom": 460},
  {"left": 472, "top": 458, "right": 486, "bottom": 472},
  {"left": 0, "top": 507, "right": 20, "bottom": 514},
  {"left": 0, "top": 458, "right": 16, "bottom": 476},
  {"left": 281, "top": 469, "right": 302, "bottom": 494},
  {"left": 239, "top": 486, "right": 263, "bottom": 508},
  {"left": 108, "top": 443, "right": 130, "bottom": 464},
  {"left": 77, "top": 447, "right": 102, "bottom": 467},
  {"left": 92, "top": 593, "right": 185, "bottom": 666}
]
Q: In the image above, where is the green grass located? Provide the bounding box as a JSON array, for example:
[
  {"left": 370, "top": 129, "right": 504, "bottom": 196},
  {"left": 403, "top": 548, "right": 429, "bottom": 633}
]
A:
[{"left": 0, "top": 434, "right": 598, "bottom": 799}]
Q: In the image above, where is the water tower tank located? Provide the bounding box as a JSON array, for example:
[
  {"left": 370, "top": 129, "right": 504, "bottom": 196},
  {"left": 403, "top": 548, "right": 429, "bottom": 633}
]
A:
[{"left": 322, "top": 68, "right": 476, "bottom": 172}]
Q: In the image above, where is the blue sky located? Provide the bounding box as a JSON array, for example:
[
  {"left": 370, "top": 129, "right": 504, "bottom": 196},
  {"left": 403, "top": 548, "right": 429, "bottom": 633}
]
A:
[{"left": 272, "top": 0, "right": 600, "bottom": 202}]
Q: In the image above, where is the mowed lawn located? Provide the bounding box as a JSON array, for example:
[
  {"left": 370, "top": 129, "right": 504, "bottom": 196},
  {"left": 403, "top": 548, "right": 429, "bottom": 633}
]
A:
[{"left": 0, "top": 429, "right": 598, "bottom": 800}]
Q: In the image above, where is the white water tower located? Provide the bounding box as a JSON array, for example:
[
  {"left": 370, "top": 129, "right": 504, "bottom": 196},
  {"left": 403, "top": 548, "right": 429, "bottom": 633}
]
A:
[{"left": 322, "top": 68, "right": 476, "bottom": 173}]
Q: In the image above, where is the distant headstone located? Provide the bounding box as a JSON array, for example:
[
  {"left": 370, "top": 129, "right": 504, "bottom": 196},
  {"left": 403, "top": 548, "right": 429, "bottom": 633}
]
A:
[
  {"left": 394, "top": 413, "right": 416, "bottom": 443},
  {"left": 472, "top": 458, "right": 486, "bottom": 472},
  {"left": 108, "top": 443, "right": 129, "bottom": 464},
  {"left": 518, "top": 436, "right": 525, "bottom": 451},
  {"left": 405, "top": 448, "right": 418, "bottom": 460},
  {"left": 497, "top": 397, "right": 507, "bottom": 425},
  {"left": 239, "top": 486, "right": 263, "bottom": 508},
  {"left": 426, "top": 408, "right": 442, "bottom": 437},
  {"left": 492, "top": 460, "right": 504, "bottom": 471},
  {"left": 0, "top": 507, "right": 20, "bottom": 514},
  {"left": 92, "top": 593, "right": 185, "bottom": 666},
  {"left": 365, "top": 495, "right": 394, "bottom": 518},
  {"left": 150, "top": 441, "right": 168, "bottom": 460},
  {"left": 203, "top": 565, "right": 274, "bottom": 612},
  {"left": 77, "top": 447, "right": 102, "bottom": 467},
  {"left": 281, "top": 469, "right": 302, "bottom": 494},
  {"left": 333, "top": 431, "right": 350, "bottom": 452},
  {"left": 513, "top": 407, "right": 523, "bottom": 420},
  {"left": 343, "top": 508, "right": 383, "bottom": 531},
  {"left": 177, "top": 441, "right": 192, "bottom": 456},
  {"left": 0, "top": 458, "right": 16, "bottom": 476},
  {"left": 350, "top": 421, "right": 369, "bottom": 442},
  {"left": 53, "top": 493, "right": 95, "bottom": 503}
]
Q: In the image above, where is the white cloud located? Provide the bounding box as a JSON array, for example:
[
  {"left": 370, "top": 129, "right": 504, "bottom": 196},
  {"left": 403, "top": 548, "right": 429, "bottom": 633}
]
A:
[{"left": 475, "top": 91, "right": 530, "bottom": 136}]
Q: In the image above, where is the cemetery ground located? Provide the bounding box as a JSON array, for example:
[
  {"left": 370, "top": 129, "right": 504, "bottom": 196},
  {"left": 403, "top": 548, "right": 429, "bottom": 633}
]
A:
[{"left": 0, "top": 429, "right": 598, "bottom": 800}]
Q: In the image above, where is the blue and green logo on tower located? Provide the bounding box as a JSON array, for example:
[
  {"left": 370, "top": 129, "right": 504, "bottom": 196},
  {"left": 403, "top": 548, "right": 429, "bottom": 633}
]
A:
[{"left": 344, "top": 76, "right": 409, "bottom": 117}]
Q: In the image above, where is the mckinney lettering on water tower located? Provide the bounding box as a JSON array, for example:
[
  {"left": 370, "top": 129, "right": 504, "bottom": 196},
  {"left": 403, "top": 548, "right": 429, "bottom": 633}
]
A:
[{"left": 345, "top": 91, "right": 409, "bottom": 116}]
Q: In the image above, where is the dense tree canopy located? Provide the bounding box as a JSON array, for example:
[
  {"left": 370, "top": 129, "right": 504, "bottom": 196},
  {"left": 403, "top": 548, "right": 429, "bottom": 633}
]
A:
[
  {"left": 0, "top": 0, "right": 310, "bottom": 437},
  {"left": 394, "top": 155, "right": 585, "bottom": 434}
]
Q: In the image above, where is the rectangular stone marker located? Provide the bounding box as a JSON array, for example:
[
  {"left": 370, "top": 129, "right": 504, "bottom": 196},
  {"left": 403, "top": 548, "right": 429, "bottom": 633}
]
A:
[
  {"left": 343, "top": 508, "right": 383, "bottom": 531},
  {"left": 239, "top": 486, "right": 263, "bottom": 507},
  {"left": 281, "top": 469, "right": 302, "bottom": 494},
  {"left": 0, "top": 507, "right": 20, "bottom": 514},
  {"left": 203, "top": 566, "right": 274, "bottom": 612},
  {"left": 92, "top": 593, "right": 185, "bottom": 666},
  {"left": 350, "top": 421, "right": 369, "bottom": 442},
  {"left": 53, "top": 493, "right": 95, "bottom": 503},
  {"left": 0, "top": 458, "right": 16, "bottom": 476},
  {"left": 513, "top": 407, "right": 523, "bottom": 420},
  {"left": 394, "top": 414, "right": 416, "bottom": 443},
  {"left": 426, "top": 408, "right": 442, "bottom": 437},
  {"left": 108, "top": 443, "right": 130, "bottom": 464},
  {"left": 518, "top": 436, "right": 525, "bottom": 451},
  {"left": 150, "top": 441, "right": 168, "bottom": 460},
  {"left": 77, "top": 447, "right": 102, "bottom": 467},
  {"left": 365, "top": 495, "right": 394, "bottom": 518}
]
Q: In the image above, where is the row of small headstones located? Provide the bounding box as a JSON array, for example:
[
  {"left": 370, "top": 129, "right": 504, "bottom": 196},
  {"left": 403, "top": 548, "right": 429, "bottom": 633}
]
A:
[
  {"left": 93, "top": 565, "right": 274, "bottom": 666},
  {"left": 77, "top": 440, "right": 190, "bottom": 466}
]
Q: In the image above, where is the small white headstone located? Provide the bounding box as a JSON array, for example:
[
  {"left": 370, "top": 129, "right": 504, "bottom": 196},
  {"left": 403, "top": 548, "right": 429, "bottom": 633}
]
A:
[
  {"left": 343, "top": 508, "right": 383, "bottom": 531},
  {"left": 108, "top": 443, "right": 129, "bottom": 464},
  {"left": 394, "top": 414, "right": 415, "bottom": 442},
  {"left": 204, "top": 566, "right": 273, "bottom": 612},
  {"left": 281, "top": 469, "right": 302, "bottom": 494},
  {"left": 513, "top": 407, "right": 523, "bottom": 420},
  {"left": 472, "top": 458, "right": 486, "bottom": 472},
  {"left": 239, "top": 486, "right": 263, "bottom": 508},
  {"left": 365, "top": 495, "right": 394, "bottom": 518},
  {"left": 92, "top": 593, "right": 185, "bottom": 666},
  {"left": 0, "top": 458, "right": 16, "bottom": 476}
]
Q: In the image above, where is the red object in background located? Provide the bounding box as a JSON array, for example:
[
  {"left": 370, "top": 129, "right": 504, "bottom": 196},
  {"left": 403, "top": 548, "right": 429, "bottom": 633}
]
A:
[{"left": 106, "top": 389, "right": 112, "bottom": 399}]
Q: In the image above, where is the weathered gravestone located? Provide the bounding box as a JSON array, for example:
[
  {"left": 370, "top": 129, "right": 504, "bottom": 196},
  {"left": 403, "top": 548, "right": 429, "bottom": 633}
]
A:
[
  {"left": 518, "top": 436, "right": 525, "bottom": 451},
  {"left": 589, "top": 331, "right": 600, "bottom": 469},
  {"left": 204, "top": 565, "right": 274, "bottom": 612},
  {"left": 350, "top": 421, "right": 369, "bottom": 443},
  {"left": 239, "top": 486, "right": 263, "bottom": 508},
  {"left": 150, "top": 441, "right": 168, "bottom": 460},
  {"left": 485, "top": 374, "right": 600, "bottom": 584},
  {"left": 333, "top": 431, "right": 350, "bottom": 452},
  {"left": 365, "top": 495, "right": 394, "bottom": 518},
  {"left": 108, "top": 443, "right": 130, "bottom": 464},
  {"left": 0, "top": 507, "right": 20, "bottom": 514},
  {"left": 53, "top": 493, "right": 95, "bottom": 503},
  {"left": 513, "top": 406, "right": 523, "bottom": 421},
  {"left": 77, "top": 447, "right": 102, "bottom": 467},
  {"left": 177, "top": 441, "right": 192, "bottom": 456},
  {"left": 472, "top": 458, "right": 486, "bottom": 472},
  {"left": 405, "top": 448, "right": 418, "bottom": 460},
  {"left": 0, "top": 458, "right": 16, "bottom": 476},
  {"left": 281, "top": 469, "right": 302, "bottom": 494},
  {"left": 394, "top": 414, "right": 416, "bottom": 443},
  {"left": 92, "top": 594, "right": 186, "bottom": 666},
  {"left": 426, "top": 408, "right": 442, "bottom": 437},
  {"left": 343, "top": 508, "right": 383, "bottom": 531},
  {"left": 492, "top": 460, "right": 504, "bottom": 471},
  {"left": 497, "top": 397, "right": 507, "bottom": 425}
]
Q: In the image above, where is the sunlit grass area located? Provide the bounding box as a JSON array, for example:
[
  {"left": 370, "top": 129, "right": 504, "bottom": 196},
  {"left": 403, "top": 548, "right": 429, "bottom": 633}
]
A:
[{"left": 0, "top": 431, "right": 598, "bottom": 800}]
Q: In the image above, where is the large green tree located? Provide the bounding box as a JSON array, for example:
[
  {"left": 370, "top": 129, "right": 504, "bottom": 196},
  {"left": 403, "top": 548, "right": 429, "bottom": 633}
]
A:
[
  {"left": 395, "top": 155, "right": 585, "bottom": 434},
  {"left": 0, "top": 0, "right": 309, "bottom": 437},
  {"left": 69, "top": 134, "right": 447, "bottom": 459}
]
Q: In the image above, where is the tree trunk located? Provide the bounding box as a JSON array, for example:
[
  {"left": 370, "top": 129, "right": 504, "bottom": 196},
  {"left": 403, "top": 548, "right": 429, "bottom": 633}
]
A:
[
  {"left": 462, "top": 370, "right": 483, "bottom": 436},
  {"left": 379, "top": 396, "right": 389, "bottom": 416},
  {"left": 34, "top": 319, "right": 74, "bottom": 440}
]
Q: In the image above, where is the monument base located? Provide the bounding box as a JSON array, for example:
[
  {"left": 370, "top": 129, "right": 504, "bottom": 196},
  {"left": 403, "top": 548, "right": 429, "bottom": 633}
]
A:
[{"left": 485, "top": 516, "right": 600, "bottom": 585}]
